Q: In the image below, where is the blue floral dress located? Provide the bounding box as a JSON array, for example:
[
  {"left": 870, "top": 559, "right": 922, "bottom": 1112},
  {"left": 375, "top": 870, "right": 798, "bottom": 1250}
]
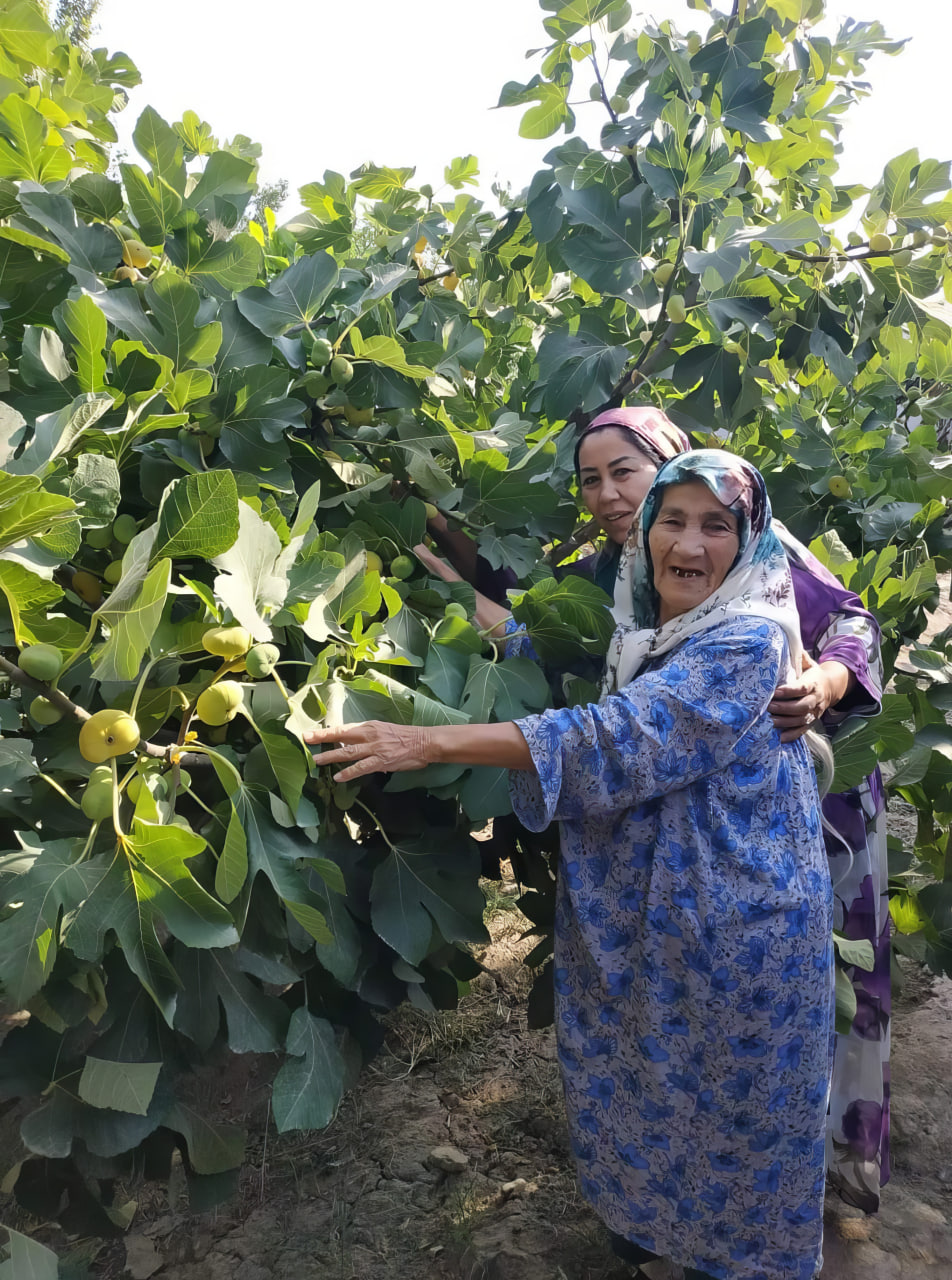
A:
[{"left": 510, "top": 618, "right": 834, "bottom": 1280}]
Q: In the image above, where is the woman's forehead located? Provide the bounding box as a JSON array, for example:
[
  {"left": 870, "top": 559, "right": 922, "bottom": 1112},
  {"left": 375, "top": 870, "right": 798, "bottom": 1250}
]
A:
[
  {"left": 577, "top": 427, "right": 656, "bottom": 468},
  {"left": 656, "top": 479, "right": 735, "bottom": 517}
]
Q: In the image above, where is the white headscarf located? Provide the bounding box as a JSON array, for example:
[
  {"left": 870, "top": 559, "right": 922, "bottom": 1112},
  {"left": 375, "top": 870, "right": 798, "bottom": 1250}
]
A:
[{"left": 603, "top": 450, "right": 804, "bottom": 694}]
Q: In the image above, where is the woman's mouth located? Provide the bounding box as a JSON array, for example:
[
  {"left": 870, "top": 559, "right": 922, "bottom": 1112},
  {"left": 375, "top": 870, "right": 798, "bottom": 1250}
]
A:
[{"left": 671, "top": 566, "right": 704, "bottom": 578}]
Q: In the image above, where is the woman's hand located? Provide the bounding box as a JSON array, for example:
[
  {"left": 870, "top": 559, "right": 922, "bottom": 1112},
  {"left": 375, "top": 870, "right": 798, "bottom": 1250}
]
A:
[
  {"left": 305, "top": 721, "right": 434, "bottom": 782},
  {"left": 768, "top": 654, "right": 852, "bottom": 743}
]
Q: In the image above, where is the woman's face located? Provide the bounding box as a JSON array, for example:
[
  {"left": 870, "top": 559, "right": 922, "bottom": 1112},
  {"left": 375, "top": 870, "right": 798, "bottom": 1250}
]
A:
[
  {"left": 648, "top": 480, "right": 740, "bottom": 624},
  {"left": 577, "top": 428, "right": 658, "bottom": 545}
]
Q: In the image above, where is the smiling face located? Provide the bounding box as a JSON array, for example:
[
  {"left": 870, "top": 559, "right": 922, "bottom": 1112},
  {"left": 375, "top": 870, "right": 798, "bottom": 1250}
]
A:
[
  {"left": 648, "top": 480, "right": 740, "bottom": 623},
  {"left": 577, "top": 427, "right": 658, "bottom": 545}
]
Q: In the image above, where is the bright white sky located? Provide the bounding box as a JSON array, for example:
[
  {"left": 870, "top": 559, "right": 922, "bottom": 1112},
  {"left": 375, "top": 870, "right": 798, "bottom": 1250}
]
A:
[{"left": 95, "top": 0, "right": 949, "bottom": 215}]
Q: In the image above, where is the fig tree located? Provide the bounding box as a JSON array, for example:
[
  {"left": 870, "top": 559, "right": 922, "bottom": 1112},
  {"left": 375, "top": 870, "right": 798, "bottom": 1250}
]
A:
[{"left": 390, "top": 555, "right": 414, "bottom": 580}]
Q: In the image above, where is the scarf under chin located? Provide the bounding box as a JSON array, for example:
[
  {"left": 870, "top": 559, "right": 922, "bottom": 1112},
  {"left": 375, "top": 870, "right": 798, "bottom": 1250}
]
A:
[{"left": 602, "top": 451, "right": 804, "bottom": 695}]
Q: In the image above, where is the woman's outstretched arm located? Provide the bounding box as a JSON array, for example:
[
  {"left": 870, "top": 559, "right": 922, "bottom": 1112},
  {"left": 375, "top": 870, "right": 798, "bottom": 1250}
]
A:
[{"left": 306, "top": 719, "right": 534, "bottom": 783}]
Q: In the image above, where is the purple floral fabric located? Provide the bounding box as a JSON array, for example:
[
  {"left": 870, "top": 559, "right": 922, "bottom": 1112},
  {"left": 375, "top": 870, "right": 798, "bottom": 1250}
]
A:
[{"left": 786, "top": 550, "right": 889, "bottom": 1213}]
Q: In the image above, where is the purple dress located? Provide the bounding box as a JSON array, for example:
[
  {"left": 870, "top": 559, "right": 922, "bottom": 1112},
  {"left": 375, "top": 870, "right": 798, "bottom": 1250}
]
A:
[{"left": 785, "top": 544, "right": 889, "bottom": 1214}]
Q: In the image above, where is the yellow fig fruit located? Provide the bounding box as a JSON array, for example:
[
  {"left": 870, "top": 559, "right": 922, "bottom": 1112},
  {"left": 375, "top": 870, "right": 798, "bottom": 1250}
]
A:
[
  {"left": 868, "top": 232, "right": 892, "bottom": 253},
  {"left": 442, "top": 272, "right": 460, "bottom": 290},
  {"left": 114, "top": 265, "right": 138, "bottom": 282},
  {"left": 413, "top": 236, "right": 427, "bottom": 254},
  {"left": 365, "top": 551, "right": 383, "bottom": 574},
  {"left": 71, "top": 570, "right": 104, "bottom": 606},
  {"left": 195, "top": 681, "right": 245, "bottom": 726},
  {"left": 343, "top": 402, "right": 374, "bottom": 426},
  {"left": 827, "top": 475, "right": 851, "bottom": 499},
  {"left": 202, "top": 626, "right": 252, "bottom": 660},
  {"left": 121, "top": 238, "right": 151, "bottom": 269},
  {"left": 103, "top": 560, "right": 123, "bottom": 586},
  {"left": 423, "top": 502, "right": 439, "bottom": 520},
  {"left": 79, "top": 709, "right": 141, "bottom": 763}
]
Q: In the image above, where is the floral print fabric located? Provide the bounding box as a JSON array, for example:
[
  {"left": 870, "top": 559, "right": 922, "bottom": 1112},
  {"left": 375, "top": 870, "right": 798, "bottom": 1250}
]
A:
[{"left": 511, "top": 618, "right": 834, "bottom": 1280}]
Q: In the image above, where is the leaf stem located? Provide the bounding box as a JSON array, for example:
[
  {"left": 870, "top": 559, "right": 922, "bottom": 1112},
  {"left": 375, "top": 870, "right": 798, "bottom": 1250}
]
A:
[
  {"left": 111, "top": 757, "right": 124, "bottom": 839},
  {"left": 352, "top": 797, "right": 395, "bottom": 850},
  {"left": 36, "top": 771, "right": 83, "bottom": 810}
]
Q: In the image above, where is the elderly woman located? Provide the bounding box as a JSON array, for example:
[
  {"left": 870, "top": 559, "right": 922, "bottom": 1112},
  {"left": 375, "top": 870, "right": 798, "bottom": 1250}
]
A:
[
  {"left": 309, "top": 451, "right": 834, "bottom": 1280},
  {"left": 421, "top": 406, "right": 889, "bottom": 1215}
]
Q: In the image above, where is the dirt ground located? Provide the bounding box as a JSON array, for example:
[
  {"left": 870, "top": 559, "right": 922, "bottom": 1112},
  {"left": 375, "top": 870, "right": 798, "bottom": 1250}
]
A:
[{"left": 6, "top": 874, "right": 949, "bottom": 1280}]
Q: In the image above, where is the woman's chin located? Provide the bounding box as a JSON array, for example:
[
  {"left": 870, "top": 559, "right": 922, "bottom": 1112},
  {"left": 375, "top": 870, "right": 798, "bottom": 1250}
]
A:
[{"left": 602, "top": 524, "right": 632, "bottom": 546}]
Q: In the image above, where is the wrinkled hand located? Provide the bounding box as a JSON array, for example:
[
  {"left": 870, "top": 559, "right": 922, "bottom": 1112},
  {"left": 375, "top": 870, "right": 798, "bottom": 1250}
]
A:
[
  {"left": 412, "top": 542, "right": 463, "bottom": 586},
  {"left": 768, "top": 653, "right": 832, "bottom": 743},
  {"left": 305, "top": 721, "right": 434, "bottom": 782}
]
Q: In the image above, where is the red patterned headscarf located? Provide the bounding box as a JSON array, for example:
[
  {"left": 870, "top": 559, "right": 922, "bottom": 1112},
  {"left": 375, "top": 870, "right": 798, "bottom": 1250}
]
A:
[{"left": 576, "top": 406, "right": 691, "bottom": 473}]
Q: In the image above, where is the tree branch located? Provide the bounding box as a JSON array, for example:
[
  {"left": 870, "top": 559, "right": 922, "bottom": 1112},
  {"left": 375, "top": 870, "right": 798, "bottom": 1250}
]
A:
[{"left": 0, "top": 653, "right": 206, "bottom": 766}]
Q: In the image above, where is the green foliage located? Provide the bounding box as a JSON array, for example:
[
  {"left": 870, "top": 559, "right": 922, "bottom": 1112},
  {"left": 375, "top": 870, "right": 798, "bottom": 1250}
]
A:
[{"left": 1, "top": 0, "right": 952, "bottom": 1238}]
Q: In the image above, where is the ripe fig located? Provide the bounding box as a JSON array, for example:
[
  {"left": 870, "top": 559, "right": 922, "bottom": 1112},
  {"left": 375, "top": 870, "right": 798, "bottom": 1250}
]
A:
[
  {"left": 79, "top": 709, "right": 141, "bottom": 763},
  {"left": 202, "top": 626, "right": 252, "bottom": 660},
  {"left": 195, "top": 681, "right": 244, "bottom": 726},
  {"left": 121, "top": 238, "right": 151, "bottom": 269}
]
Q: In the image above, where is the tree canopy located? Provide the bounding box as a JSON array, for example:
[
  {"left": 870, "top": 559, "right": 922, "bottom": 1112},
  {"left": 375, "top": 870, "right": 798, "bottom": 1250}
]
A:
[{"left": 1, "top": 0, "right": 951, "bottom": 1238}]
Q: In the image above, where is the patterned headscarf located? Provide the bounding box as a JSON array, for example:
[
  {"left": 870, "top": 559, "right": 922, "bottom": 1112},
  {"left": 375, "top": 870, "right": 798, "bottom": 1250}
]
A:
[
  {"left": 603, "top": 449, "right": 803, "bottom": 693},
  {"left": 576, "top": 405, "right": 690, "bottom": 473}
]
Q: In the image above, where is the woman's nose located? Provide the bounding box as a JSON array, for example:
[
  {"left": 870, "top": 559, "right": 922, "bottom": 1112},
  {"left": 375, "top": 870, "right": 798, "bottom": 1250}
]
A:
[{"left": 673, "top": 524, "right": 705, "bottom": 554}]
